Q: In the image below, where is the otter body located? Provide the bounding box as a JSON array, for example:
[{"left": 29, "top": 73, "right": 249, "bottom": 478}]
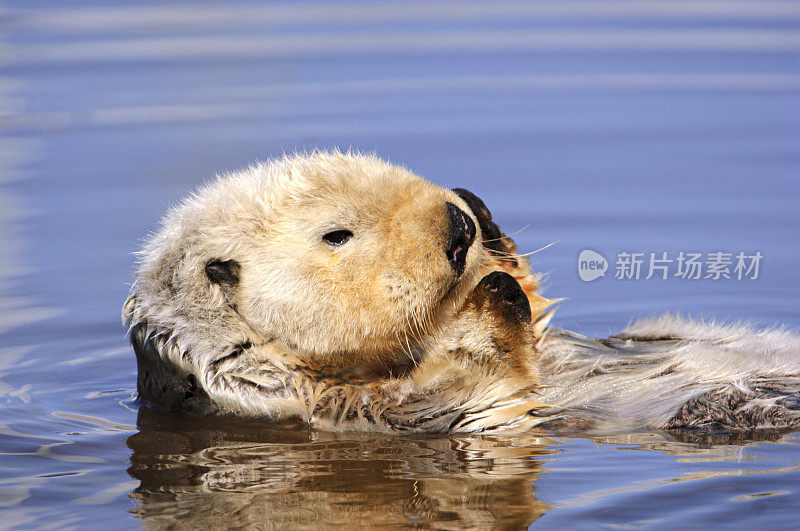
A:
[
  {"left": 537, "top": 318, "right": 800, "bottom": 432},
  {"left": 124, "top": 151, "right": 800, "bottom": 434}
]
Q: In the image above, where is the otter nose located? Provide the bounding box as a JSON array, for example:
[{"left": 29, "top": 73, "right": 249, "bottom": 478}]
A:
[{"left": 445, "top": 202, "right": 476, "bottom": 277}]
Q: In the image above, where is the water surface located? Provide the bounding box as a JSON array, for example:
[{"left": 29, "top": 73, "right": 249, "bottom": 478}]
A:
[{"left": 1, "top": 1, "right": 799, "bottom": 528}]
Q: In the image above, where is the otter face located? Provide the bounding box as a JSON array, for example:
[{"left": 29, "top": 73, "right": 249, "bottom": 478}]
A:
[
  {"left": 129, "top": 152, "right": 486, "bottom": 367},
  {"left": 234, "top": 160, "right": 483, "bottom": 361}
]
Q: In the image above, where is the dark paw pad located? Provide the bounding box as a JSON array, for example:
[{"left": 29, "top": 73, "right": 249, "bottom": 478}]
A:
[{"left": 477, "top": 271, "right": 531, "bottom": 323}]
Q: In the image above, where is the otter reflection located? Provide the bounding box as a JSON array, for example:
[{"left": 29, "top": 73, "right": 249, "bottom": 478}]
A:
[{"left": 127, "top": 406, "right": 552, "bottom": 528}]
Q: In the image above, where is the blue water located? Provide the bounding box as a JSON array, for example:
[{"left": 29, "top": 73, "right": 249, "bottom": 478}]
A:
[{"left": 1, "top": 1, "right": 799, "bottom": 528}]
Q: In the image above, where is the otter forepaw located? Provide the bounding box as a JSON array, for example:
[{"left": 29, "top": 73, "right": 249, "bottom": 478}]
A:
[
  {"left": 452, "top": 188, "right": 512, "bottom": 259},
  {"left": 475, "top": 271, "right": 532, "bottom": 325}
]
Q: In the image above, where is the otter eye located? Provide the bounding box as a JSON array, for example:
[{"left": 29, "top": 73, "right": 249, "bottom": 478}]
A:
[{"left": 322, "top": 230, "right": 353, "bottom": 246}]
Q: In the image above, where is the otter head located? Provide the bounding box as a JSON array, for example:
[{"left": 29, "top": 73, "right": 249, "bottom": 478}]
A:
[{"left": 124, "top": 151, "right": 486, "bottom": 367}]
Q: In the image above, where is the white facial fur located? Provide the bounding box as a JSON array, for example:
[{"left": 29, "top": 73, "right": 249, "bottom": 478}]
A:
[{"left": 128, "top": 151, "right": 484, "bottom": 366}]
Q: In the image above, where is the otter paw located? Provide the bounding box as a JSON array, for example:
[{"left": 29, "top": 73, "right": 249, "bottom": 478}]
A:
[
  {"left": 476, "top": 271, "right": 532, "bottom": 324},
  {"left": 451, "top": 188, "right": 512, "bottom": 259}
]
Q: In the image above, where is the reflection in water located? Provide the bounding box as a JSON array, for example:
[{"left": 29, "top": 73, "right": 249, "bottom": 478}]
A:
[
  {"left": 126, "top": 406, "right": 800, "bottom": 528},
  {"left": 127, "top": 407, "right": 551, "bottom": 528}
]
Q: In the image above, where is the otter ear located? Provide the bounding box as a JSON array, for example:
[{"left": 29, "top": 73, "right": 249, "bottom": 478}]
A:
[
  {"left": 205, "top": 259, "right": 241, "bottom": 288},
  {"left": 451, "top": 188, "right": 508, "bottom": 256}
]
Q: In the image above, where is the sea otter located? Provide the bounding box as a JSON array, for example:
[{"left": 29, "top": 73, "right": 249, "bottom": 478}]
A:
[
  {"left": 123, "top": 151, "right": 551, "bottom": 432},
  {"left": 124, "top": 151, "right": 800, "bottom": 434}
]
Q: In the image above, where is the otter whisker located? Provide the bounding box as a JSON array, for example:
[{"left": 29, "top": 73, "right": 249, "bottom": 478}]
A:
[
  {"left": 404, "top": 333, "right": 417, "bottom": 367},
  {"left": 512, "top": 238, "right": 563, "bottom": 257},
  {"left": 484, "top": 255, "right": 522, "bottom": 263},
  {"left": 415, "top": 307, "right": 433, "bottom": 344},
  {"left": 487, "top": 238, "right": 563, "bottom": 261},
  {"left": 401, "top": 316, "right": 418, "bottom": 367},
  {"left": 481, "top": 223, "right": 530, "bottom": 243}
]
